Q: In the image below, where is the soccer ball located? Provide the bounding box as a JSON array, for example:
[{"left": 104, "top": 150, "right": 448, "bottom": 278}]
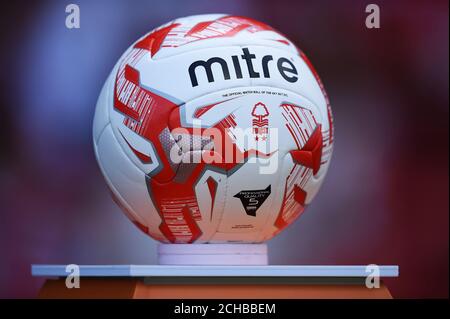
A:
[{"left": 93, "top": 14, "right": 334, "bottom": 244}]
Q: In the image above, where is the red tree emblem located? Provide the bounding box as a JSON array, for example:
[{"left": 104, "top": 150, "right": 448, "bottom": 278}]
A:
[{"left": 252, "top": 102, "right": 270, "bottom": 141}]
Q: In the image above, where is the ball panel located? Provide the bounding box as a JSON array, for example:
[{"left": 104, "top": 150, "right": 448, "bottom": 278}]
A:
[
  {"left": 95, "top": 124, "right": 165, "bottom": 241},
  {"left": 114, "top": 124, "right": 161, "bottom": 175}
]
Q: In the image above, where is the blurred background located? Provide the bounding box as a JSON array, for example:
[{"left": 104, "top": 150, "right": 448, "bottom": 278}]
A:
[{"left": 0, "top": 0, "right": 448, "bottom": 298}]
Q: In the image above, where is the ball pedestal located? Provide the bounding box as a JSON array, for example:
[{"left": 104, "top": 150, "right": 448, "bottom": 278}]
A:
[{"left": 157, "top": 244, "right": 268, "bottom": 265}]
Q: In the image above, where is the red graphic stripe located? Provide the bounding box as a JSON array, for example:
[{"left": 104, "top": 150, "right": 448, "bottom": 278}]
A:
[
  {"left": 124, "top": 64, "right": 140, "bottom": 85},
  {"left": 290, "top": 125, "right": 323, "bottom": 175},
  {"left": 206, "top": 177, "right": 217, "bottom": 221},
  {"left": 134, "top": 23, "right": 180, "bottom": 57}
]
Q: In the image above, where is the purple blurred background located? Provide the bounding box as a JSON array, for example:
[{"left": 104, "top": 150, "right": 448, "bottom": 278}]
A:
[{"left": 0, "top": 0, "right": 448, "bottom": 298}]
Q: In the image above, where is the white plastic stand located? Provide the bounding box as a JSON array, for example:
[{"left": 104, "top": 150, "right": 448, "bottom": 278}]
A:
[{"left": 157, "top": 243, "right": 268, "bottom": 265}]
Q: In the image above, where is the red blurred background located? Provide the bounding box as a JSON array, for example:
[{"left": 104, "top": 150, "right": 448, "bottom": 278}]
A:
[{"left": 0, "top": 0, "right": 448, "bottom": 298}]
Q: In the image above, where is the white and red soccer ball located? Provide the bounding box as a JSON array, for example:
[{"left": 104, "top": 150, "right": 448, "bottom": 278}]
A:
[{"left": 93, "top": 14, "right": 334, "bottom": 244}]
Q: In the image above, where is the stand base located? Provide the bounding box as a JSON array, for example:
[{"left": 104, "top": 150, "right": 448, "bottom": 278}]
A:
[
  {"left": 157, "top": 244, "right": 268, "bottom": 265},
  {"left": 37, "top": 277, "right": 393, "bottom": 299}
]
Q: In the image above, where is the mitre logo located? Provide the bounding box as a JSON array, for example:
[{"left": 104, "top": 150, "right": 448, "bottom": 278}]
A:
[
  {"left": 188, "top": 47, "right": 298, "bottom": 87},
  {"left": 234, "top": 185, "right": 271, "bottom": 217},
  {"left": 252, "top": 102, "right": 269, "bottom": 141}
]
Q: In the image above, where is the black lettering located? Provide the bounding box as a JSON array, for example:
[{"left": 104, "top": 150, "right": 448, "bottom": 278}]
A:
[
  {"left": 231, "top": 55, "right": 242, "bottom": 79},
  {"left": 189, "top": 57, "right": 230, "bottom": 87},
  {"left": 261, "top": 55, "right": 273, "bottom": 78},
  {"left": 241, "top": 48, "right": 260, "bottom": 78},
  {"left": 277, "top": 57, "right": 298, "bottom": 82},
  {"left": 188, "top": 50, "right": 299, "bottom": 86}
]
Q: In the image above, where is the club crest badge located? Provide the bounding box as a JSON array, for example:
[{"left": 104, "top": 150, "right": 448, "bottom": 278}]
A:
[{"left": 252, "top": 102, "right": 270, "bottom": 141}]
